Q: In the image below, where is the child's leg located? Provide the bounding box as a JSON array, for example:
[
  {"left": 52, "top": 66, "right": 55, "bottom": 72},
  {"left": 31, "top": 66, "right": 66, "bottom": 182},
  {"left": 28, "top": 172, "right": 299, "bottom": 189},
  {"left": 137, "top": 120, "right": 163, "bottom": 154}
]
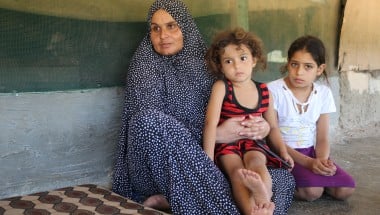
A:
[
  {"left": 325, "top": 187, "right": 355, "bottom": 200},
  {"left": 244, "top": 151, "right": 273, "bottom": 200},
  {"left": 295, "top": 187, "right": 324, "bottom": 201},
  {"left": 238, "top": 169, "right": 271, "bottom": 208},
  {"left": 219, "top": 154, "right": 256, "bottom": 215},
  {"left": 251, "top": 202, "right": 275, "bottom": 215}
]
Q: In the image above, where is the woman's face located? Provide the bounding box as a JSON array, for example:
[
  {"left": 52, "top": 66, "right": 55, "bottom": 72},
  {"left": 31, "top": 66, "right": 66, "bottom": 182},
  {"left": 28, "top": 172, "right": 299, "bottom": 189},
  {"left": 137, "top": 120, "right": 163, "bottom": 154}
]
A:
[{"left": 150, "top": 9, "right": 184, "bottom": 56}]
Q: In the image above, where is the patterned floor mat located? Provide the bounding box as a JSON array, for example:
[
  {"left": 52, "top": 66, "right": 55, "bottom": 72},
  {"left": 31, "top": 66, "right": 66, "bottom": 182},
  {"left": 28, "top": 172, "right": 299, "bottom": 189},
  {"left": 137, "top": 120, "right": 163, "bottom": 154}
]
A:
[{"left": 0, "top": 184, "right": 169, "bottom": 215}]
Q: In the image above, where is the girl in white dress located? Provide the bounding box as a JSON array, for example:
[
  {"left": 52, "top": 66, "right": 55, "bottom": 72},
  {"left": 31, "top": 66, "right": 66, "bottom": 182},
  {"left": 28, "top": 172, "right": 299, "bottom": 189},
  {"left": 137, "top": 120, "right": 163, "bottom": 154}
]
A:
[{"left": 268, "top": 35, "right": 355, "bottom": 201}]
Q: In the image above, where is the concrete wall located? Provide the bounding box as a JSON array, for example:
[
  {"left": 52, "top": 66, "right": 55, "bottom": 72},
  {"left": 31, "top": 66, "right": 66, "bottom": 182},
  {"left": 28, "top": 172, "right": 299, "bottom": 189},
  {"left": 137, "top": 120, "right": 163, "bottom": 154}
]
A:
[
  {"left": 338, "top": 0, "right": 380, "bottom": 137},
  {"left": 0, "top": 88, "right": 123, "bottom": 198}
]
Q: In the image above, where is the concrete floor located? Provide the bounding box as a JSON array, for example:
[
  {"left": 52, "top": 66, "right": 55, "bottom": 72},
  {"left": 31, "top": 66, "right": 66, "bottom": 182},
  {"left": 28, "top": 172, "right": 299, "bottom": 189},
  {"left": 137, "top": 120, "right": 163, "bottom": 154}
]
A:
[{"left": 288, "top": 136, "right": 380, "bottom": 215}]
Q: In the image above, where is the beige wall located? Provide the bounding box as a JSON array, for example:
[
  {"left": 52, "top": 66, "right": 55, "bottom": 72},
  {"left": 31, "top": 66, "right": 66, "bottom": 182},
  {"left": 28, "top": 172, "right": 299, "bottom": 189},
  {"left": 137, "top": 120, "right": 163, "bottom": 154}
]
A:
[
  {"left": 338, "top": 0, "right": 380, "bottom": 135},
  {"left": 339, "top": 0, "right": 380, "bottom": 71}
]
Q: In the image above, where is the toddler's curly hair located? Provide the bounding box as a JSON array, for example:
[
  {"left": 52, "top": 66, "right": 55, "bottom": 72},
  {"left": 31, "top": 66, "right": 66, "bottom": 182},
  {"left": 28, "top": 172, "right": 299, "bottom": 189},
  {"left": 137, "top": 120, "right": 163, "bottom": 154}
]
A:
[{"left": 205, "top": 27, "right": 267, "bottom": 79}]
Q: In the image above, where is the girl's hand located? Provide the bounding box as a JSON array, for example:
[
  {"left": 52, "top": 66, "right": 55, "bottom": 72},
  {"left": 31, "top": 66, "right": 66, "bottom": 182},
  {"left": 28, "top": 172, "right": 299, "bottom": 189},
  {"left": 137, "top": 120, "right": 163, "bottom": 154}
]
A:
[
  {"left": 309, "top": 158, "right": 336, "bottom": 176},
  {"left": 321, "top": 159, "right": 337, "bottom": 175}
]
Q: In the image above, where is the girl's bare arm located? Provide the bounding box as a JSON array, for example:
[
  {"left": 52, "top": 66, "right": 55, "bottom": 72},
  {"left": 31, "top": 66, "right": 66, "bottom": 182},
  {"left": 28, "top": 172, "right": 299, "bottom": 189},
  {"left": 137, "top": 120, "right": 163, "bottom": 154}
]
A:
[{"left": 203, "top": 80, "right": 225, "bottom": 160}]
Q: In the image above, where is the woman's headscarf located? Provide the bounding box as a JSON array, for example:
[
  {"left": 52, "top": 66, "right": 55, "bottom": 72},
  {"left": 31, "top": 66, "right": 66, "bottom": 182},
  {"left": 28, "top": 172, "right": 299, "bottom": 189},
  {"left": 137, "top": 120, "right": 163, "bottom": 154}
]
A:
[
  {"left": 147, "top": 0, "right": 207, "bottom": 58},
  {"left": 112, "top": 0, "right": 214, "bottom": 198}
]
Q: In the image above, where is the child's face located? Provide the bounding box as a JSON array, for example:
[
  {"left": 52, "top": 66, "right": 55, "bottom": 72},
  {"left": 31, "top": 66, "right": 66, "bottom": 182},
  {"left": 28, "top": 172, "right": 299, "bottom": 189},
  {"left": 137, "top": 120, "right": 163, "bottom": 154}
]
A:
[
  {"left": 220, "top": 44, "right": 256, "bottom": 83},
  {"left": 286, "top": 49, "right": 325, "bottom": 89}
]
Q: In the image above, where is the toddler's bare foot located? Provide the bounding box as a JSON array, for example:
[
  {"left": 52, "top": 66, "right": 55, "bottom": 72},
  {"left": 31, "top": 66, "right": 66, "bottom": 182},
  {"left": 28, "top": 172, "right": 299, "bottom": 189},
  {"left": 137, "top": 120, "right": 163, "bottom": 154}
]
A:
[
  {"left": 143, "top": 194, "right": 170, "bottom": 210},
  {"left": 238, "top": 168, "right": 270, "bottom": 206},
  {"left": 251, "top": 202, "right": 275, "bottom": 215}
]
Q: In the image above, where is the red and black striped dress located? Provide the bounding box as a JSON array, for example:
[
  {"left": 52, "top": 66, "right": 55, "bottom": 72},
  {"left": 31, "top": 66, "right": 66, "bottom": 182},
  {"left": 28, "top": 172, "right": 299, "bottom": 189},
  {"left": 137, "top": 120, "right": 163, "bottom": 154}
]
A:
[{"left": 214, "top": 79, "right": 282, "bottom": 168}]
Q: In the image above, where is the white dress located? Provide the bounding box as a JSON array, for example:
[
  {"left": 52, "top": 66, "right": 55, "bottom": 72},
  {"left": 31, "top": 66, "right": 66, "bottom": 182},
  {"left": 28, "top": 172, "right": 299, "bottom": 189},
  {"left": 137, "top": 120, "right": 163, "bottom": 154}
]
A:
[
  {"left": 267, "top": 78, "right": 336, "bottom": 149},
  {"left": 268, "top": 78, "right": 355, "bottom": 188}
]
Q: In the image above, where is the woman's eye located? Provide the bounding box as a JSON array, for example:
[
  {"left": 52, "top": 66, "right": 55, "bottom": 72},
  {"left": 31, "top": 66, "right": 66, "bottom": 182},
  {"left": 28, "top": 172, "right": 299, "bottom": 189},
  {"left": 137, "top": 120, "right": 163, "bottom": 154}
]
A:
[
  {"left": 167, "top": 23, "right": 178, "bottom": 30},
  {"left": 290, "top": 62, "right": 298, "bottom": 68},
  {"left": 241, "top": 56, "right": 248, "bottom": 61},
  {"left": 224, "top": 59, "right": 232, "bottom": 64},
  {"left": 151, "top": 25, "right": 160, "bottom": 33}
]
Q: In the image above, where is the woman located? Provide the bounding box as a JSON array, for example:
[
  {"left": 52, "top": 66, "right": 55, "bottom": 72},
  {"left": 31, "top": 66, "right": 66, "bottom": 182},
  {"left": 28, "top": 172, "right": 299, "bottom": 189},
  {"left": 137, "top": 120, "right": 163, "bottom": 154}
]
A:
[{"left": 112, "top": 0, "right": 295, "bottom": 214}]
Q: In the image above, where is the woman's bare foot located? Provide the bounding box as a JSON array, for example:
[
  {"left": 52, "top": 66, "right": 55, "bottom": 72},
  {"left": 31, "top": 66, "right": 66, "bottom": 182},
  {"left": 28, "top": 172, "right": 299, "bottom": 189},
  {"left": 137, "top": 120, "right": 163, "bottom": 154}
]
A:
[
  {"left": 143, "top": 194, "right": 170, "bottom": 211},
  {"left": 238, "top": 168, "right": 270, "bottom": 207},
  {"left": 251, "top": 202, "right": 275, "bottom": 215}
]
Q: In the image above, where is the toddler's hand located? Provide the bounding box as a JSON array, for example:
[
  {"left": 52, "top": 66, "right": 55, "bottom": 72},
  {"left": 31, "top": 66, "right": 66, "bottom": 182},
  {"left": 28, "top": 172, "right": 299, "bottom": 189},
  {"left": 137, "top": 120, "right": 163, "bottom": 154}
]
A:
[{"left": 281, "top": 153, "right": 294, "bottom": 170}]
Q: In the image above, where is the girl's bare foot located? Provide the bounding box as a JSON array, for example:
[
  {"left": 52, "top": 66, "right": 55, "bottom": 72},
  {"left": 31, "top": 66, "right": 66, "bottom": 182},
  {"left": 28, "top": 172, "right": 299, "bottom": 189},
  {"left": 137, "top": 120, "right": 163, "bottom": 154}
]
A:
[
  {"left": 143, "top": 194, "right": 170, "bottom": 211},
  {"left": 251, "top": 202, "right": 275, "bottom": 215},
  {"left": 238, "top": 168, "right": 270, "bottom": 207}
]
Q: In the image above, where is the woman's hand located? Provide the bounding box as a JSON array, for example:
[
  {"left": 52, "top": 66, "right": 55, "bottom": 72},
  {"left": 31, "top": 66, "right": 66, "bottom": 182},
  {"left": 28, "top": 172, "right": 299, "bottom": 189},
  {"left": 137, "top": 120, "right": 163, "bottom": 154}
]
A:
[
  {"left": 215, "top": 115, "right": 270, "bottom": 143},
  {"left": 240, "top": 115, "right": 270, "bottom": 140},
  {"left": 215, "top": 116, "right": 245, "bottom": 143}
]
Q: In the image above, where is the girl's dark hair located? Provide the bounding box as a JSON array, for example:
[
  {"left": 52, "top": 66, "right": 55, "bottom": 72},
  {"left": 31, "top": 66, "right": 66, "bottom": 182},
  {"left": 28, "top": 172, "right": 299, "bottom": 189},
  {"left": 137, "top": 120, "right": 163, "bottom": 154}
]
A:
[
  {"left": 282, "top": 35, "right": 329, "bottom": 81},
  {"left": 205, "top": 27, "right": 266, "bottom": 79}
]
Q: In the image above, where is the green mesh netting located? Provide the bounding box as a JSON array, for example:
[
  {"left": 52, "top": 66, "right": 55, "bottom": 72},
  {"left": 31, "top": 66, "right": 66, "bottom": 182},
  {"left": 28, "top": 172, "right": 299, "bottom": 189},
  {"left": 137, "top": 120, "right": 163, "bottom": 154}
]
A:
[
  {"left": 0, "top": 8, "right": 145, "bottom": 93},
  {"left": 0, "top": 5, "right": 307, "bottom": 93}
]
